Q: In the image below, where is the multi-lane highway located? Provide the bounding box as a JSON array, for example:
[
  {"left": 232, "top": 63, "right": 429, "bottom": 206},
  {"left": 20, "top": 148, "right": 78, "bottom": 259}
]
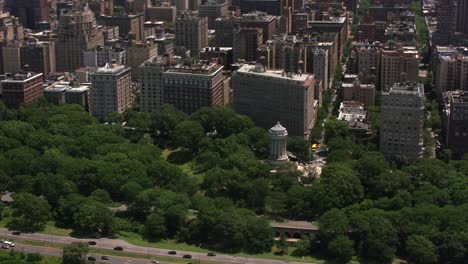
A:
[{"left": 0, "top": 228, "right": 317, "bottom": 264}]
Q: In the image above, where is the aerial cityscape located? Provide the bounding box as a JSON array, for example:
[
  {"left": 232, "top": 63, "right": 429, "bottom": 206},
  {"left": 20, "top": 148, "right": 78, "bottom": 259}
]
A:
[{"left": 0, "top": 0, "right": 467, "bottom": 263}]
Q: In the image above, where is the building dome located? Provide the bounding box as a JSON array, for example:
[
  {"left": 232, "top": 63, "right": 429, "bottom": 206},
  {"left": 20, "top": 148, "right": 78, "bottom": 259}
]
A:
[{"left": 270, "top": 122, "right": 288, "bottom": 136}]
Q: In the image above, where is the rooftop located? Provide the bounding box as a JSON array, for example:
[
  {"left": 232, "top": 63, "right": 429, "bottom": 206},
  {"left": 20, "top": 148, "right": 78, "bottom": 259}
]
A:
[
  {"left": 94, "top": 63, "right": 129, "bottom": 74},
  {"left": 236, "top": 64, "right": 312, "bottom": 83}
]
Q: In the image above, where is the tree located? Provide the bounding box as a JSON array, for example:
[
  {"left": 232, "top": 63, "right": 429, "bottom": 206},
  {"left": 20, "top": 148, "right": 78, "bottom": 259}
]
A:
[
  {"left": 173, "top": 120, "right": 205, "bottom": 151},
  {"left": 62, "top": 242, "right": 89, "bottom": 264},
  {"left": 287, "top": 137, "right": 310, "bottom": 161},
  {"left": 276, "top": 233, "right": 289, "bottom": 255},
  {"left": 327, "top": 235, "right": 354, "bottom": 263},
  {"left": 324, "top": 119, "right": 349, "bottom": 143},
  {"left": 312, "top": 164, "right": 364, "bottom": 213},
  {"left": 144, "top": 213, "right": 167, "bottom": 241},
  {"left": 72, "top": 200, "right": 114, "bottom": 236},
  {"left": 8, "top": 192, "right": 50, "bottom": 232},
  {"left": 244, "top": 217, "right": 274, "bottom": 253},
  {"left": 406, "top": 235, "right": 438, "bottom": 264}
]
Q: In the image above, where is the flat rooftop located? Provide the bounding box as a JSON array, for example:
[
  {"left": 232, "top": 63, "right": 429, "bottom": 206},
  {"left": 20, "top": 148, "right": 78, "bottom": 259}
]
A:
[{"left": 237, "top": 64, "right": 312, "bottom": 83}]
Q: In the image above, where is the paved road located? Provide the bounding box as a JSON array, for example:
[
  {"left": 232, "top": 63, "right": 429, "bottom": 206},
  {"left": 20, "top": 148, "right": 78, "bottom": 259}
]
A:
[
  {"left": 0, "top": 228, "right": 317, "bottom": 264},
  {"left": 5, "top": 243, "right": 172, "bottom": 264}
]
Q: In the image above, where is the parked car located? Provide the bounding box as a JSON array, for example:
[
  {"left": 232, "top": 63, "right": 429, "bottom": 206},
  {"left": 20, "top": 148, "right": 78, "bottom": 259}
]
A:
[
  {"left": 87, "top": 256, "right": 96, "bottom": 261},
  {"left": 113, "top": 246, "right": 123, "bottom": 251},
  {"left": 168, "top": 251, "right": 177, "bottom": 255},
  {"left": 183, "top": 254, "right": 192, "bottom": 259},
  {"left": 207, "top": 252, "right": 216, "bottom": 256},
  {"left": 101, "top": 256, "right": 110, "bottom": 260}
]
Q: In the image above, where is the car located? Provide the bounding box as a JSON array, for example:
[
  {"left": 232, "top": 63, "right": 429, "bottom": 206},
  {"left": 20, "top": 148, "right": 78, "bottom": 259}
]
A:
[
  {"left": 1, "top": 241, "right": 14, "bottom": 247},
  {"left": 168, "top": 251, "right": 177, "bottom": 255},
  {"left": 207, "top": 253, "right": 216, "bottom": 256},
  {"left": 183, "top": 254, "right": 192, "bottom": 259},
  {"left": 150, "top": 260, "right": 160, "bottom": 264},
  {"left": 88, "top": 241, "right": 97, "bottom": 245},
  {"left": 12, "top": 231, "right": 20, "bottom": 235},
  {"left": 1, "top": 244, "right": 10, "bottom": 249},
  {"left": 101, "top": 256, "right": 110, "bottom": 260},
  {"left": 87, "top": 256, "right": 96, "bottom": 261},
  {"left": 113, "top": 246, "right": 123, "bottom": 251}
]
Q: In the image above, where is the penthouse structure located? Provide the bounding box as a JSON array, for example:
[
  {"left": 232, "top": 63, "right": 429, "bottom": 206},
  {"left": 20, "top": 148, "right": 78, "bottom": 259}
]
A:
[
  {"left": 97, "top": 13, "right": 145, "bottom": 41},
  {"left": 233, "top": 63, "right": 317, "bottom": 138},
  {"left": 380, "top": 82, "right": 424, "bottom": 162}
]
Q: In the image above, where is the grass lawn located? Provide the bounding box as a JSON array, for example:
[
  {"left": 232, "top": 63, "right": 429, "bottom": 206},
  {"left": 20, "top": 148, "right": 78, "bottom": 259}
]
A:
[
  {"left": 162, "top": 148, "right": 205, "bottom": 183},
  {"left": 119, "top": 231, "right": 326, "bottom": 263}
]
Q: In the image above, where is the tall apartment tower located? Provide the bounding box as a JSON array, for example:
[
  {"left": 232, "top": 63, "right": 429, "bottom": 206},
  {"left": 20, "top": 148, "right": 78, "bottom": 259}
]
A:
[
  {"left": 89, "top": 63, "right": 132, "bottom": 119},
  {"left": 56, "top": 5, "right": 104, "bottom": 72},
  {"left": 20, "top": 40, "right": 56, "bottom": 76},
  {"left": 2, "top": 42, "right": 21, "bottom": 74},
  {"left": 97, "top": 13, "right": 145, "bottom": 41},
  {"left": 456, "top": 0, "right": 468, "bottom": 34},
  {"left": 380, "top": 82, "right": 424, "bottom": 162},
  {"left": 1, "top": 72, "right": 44, "bottom": 109},
  {"left": 175, "top": 14, "right": 208, "bottom": 56},
  {"left": 139, "top": 57, "right": 167, "bottom": 112},
  {"left": 434, "top": 46, "right": 468, "bottom": 98},
  {"left": 5, "top": 0, "right": 48, "bottom": 29},
  {"left": 442, "top": 90, "right": 468, "bottom": 158},
  {"left": 198, "top": 0, "right": 229, "bottom": 29},
  {"left": 434, "top": 0, "right": 455, "bottom": 45},
  {"left": 139, "top": 59, "right": 229, "bottom": 114},
  {"left": 233, "top": 28, "right": 263, "bottom": 62},
  {"left": 380, "top": 44, "right": 419, "bottom": 89},
  {"left": 233, "top": 63, "right": 316, "bottom": 138},
  {"left": 162, "top": 62, "right": 229, "bottom": 114}
]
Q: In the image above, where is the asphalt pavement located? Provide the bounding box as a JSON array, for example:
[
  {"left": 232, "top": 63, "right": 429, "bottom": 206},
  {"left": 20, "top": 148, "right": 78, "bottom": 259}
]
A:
[{"left": 0, "top": 228, "right": 317, "bottom": 264}]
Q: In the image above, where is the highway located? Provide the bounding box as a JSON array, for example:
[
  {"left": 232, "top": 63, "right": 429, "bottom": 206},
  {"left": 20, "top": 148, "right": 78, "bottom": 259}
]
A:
[
  {"left": 5, "top": 243, "right": 172, "bottom": 264},
  {"left": 0, "top": 228, "right": 317, "bottom": 264}
]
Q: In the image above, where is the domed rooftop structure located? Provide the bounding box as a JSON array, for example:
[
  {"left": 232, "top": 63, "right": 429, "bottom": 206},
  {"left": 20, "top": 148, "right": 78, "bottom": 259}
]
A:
[
  {"left": 269, "top": 122, "right": 288, "bottom": 166},
  {"left": 270, "top": 122, "right": 288, "bottom": 136}
]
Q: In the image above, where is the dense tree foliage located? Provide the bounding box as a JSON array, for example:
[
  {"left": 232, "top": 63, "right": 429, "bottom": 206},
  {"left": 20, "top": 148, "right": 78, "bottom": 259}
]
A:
[
  {"left": 62, "top": 243, "right": 89, "bottom": 264},
  {"left": 0, "top": 251, "right": 45, "bottom": 264},
  {"left": 2, "top": 101, "right": 468, "bottom": 263}
]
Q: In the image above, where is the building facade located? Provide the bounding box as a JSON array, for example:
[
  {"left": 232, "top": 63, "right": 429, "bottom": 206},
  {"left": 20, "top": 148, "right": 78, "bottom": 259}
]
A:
[
  {"left": 380, "top": 44, "right": 419, "bottom": 89},
  {"left": 89, "top": 63, "right": 132, "bottom": 119},
  {"left": 380, "top": 82, "right": 424, "bottom": 162},
  {"left": 175, "top": 14, "right": 208, "bottom": 56},
  {"left": 233, "top": 63, "right": 316, "bottom": 138},
  {"left": 1, "top": 72, "right": 43, "bottom": 108},
  {"left": 442, "top": 90, "right": 468, "bottom": 158}
]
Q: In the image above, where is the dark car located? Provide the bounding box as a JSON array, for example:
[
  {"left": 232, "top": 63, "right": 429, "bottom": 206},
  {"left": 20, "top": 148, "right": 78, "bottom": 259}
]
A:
[
  {"left": 207, "top": 252, "right": 216, "bottom": 256},
  {"left": 87, "top": 256, "right": 96, "bottom": 261},
  {"left": 88, "top": 241, "right": 97, "bottom": 245},
  {"left": 183, "top": 254, "right": 192, "bottom": 259},
  {"left": 12, "top": 231, "right": 20, "bottom": 235},
  {"left": 168, "top": 251, "right": 177, "bottom": 255},
  {"left": 101, "top": 256, "right": 110, "bottom": 260},
  {"left": 113, "top": 246, "right": 123, "bottom": 251}
]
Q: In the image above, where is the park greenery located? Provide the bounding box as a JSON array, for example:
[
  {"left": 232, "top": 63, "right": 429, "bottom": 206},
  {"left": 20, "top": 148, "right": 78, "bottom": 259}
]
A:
[
  {"left": 0, "top": 100, "right": 468, "bottom": 263},
  {"left": 0, "top": 250, "right": 57, "bottom": 264}
]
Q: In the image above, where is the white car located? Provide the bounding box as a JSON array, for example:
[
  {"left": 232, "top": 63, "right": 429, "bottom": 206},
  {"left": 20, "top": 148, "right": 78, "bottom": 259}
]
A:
[{"left": 1, "top": 240, "right": 15, "bottom": 247}]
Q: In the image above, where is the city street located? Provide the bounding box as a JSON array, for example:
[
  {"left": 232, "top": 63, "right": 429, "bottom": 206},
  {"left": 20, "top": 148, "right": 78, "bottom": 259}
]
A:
[{"left": 0, "top": 228, "right": 318, "bottom": 264}]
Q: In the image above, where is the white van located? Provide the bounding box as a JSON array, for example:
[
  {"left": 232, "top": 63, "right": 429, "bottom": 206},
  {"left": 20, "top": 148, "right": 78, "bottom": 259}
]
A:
[{"left": 1, "top": 240, "right": 15, "bottom": 247}]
